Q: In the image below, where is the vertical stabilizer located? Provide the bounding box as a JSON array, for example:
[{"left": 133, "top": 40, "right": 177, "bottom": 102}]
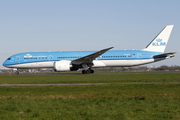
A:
[{"left": 144, "top": 25, "right": 174, "bottom": 53}]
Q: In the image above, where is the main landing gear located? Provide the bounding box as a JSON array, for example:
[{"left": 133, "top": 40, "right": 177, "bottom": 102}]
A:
[
  {"left": 81, "top": 64, "right": 94, "bottom": 74},
  {"left": 82, "top": 69, "right": 94, "bottom": 74}
]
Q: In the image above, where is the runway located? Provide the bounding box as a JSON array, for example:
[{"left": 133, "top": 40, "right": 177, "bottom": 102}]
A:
[
  {"left": 0, "top": 72, "right": 179, "bottom": 86},
  {"left": 0, "top": 71, "right": 180, "bottom": 76},
  {"left": 0, "top": 82, "right": 180, "bottom": 86}
]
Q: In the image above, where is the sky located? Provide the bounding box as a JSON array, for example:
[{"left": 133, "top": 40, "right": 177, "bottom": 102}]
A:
[{"left": 0, "top": 0, "right": 180, "bottom": 69}]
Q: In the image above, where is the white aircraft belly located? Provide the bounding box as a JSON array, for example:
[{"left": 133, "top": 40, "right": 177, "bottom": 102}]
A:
[
  {"left": 93, "top": 59, "right": 154, "bottom": 67},
  {"left": 7, "top": 61, "right": 54, "bottom": 69}
]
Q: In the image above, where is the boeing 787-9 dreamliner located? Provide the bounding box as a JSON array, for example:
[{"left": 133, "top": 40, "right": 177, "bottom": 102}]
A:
[{"left": 3, "top": 25, "right": 175, "bottom": 75}]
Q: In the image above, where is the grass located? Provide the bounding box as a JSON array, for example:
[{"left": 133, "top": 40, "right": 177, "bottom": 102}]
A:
[
  {"left": 0, "top": 73, "right": 180, "bottom": 119},
  {"left": 1, "top": 98, "right": 180, "bottom": 120},
  {"left": 0, "top": 73, "right": 180, "bottom": 84},
  {"left": 0, "top": 84, "right": 180, "bottom": 119},
  {"left": 0, "top": 84, "right": 180, "bottom": 99}
]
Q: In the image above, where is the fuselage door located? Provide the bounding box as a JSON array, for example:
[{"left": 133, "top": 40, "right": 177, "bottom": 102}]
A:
[
  {"left": 15, "top": 56, "right": 20, "bottom": 63},
  {"left": 48, "top": 55, "right": 53, "bottom": 61},
  {"left": 137, "top": 53, "right": 142, "bottom": 60}
]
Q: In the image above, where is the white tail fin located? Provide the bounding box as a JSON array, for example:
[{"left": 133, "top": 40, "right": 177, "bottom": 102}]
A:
[{"left": 144, "top": 25, "right": 174, "bottom": 53}]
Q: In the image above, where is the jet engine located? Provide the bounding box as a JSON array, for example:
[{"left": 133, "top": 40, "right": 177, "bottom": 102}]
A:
[{"left": 53, "top": 61, "right": 72, "bottom": 71}]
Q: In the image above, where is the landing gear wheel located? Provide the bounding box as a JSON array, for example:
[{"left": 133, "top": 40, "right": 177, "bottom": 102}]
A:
[
  {"left": 15, "top": 71, "right": 19, "bottom": 75},
  {"left": 86, "top": 70, "right": 90, "bottom": 74},
  {"left": 82, "top": 69, "right": 94, "bottom": 74},
  {"left": 90, "top": 70, "right": 94, "bottom": 74},
  {"left": 82, "top": 70, "right": 86, "bottom": 74}
]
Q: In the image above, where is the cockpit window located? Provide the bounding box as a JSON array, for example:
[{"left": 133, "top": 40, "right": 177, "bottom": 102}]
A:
[{"left": 7, "top": 58, "right": 11, "bottom": 60}]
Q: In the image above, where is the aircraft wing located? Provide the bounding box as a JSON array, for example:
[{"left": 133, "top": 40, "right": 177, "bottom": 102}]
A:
[
  {"left": 72, "top": 47, "right": 114, "bottom": 65},
  {"left": 153, "top": 52, "right": 176, "bottom": 58}
]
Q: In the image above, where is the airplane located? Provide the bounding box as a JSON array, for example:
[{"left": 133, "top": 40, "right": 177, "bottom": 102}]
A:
[{"left": 3, "top": 25, "right": 175, "bottom": 75}]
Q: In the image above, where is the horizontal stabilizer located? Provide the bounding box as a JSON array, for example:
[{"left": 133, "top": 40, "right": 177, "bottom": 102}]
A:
[{"left": 153, "top": 52, "right": 176, "bottom": 58}]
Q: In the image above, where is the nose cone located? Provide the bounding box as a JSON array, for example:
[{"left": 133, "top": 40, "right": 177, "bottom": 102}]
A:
[{"left": 3, "top": 61, "right": 7, "bottom": 67}]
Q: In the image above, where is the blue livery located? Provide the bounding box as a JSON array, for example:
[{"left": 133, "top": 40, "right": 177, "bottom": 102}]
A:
[{"left": 3, "top": 25, "right": 175, "bottom": 74}]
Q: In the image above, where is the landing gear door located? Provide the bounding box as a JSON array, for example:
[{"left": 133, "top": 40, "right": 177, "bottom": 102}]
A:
[{"left": 15, "top": 56, "right": 20, "bottom": 63}]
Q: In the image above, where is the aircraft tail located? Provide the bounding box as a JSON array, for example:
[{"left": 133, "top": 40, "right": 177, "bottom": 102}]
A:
[{"left": 144, "top": 25, "right": 174, "bottom": 53}]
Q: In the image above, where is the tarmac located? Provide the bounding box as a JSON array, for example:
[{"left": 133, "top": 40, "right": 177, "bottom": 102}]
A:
[
  {"left": 0, "top": 82, "right": 180, "bottom": 87},
  {"left": 0, "top": 71, "right": 180, "bottom": 86},
  {"left": 0, "top": 71, "right": 180, "bottom": 76}
]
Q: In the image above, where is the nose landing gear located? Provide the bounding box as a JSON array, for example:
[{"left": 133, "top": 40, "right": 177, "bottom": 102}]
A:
[{"left": 15, "top": 71, "right": 19, "bottom": 75}]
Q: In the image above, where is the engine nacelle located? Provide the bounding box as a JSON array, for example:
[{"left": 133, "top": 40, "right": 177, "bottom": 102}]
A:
[{"left": 53, "top": 61, "right": 72, "bottom": 71}]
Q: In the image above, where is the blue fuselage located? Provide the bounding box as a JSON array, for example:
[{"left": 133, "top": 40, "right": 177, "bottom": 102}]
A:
[{"left": 3, "top": 50, "right": 162, "bottom": 68}]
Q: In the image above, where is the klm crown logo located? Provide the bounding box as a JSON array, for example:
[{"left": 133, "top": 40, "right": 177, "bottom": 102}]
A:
[
  {"left": 156, "top": 39, "right": 162, "bottom": 42},
  {"left": 24, "top": 54, "right": 32, "bottom": 58},
  {"left": 152, "top": 38, "right": 166, "bottom": 46}
]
